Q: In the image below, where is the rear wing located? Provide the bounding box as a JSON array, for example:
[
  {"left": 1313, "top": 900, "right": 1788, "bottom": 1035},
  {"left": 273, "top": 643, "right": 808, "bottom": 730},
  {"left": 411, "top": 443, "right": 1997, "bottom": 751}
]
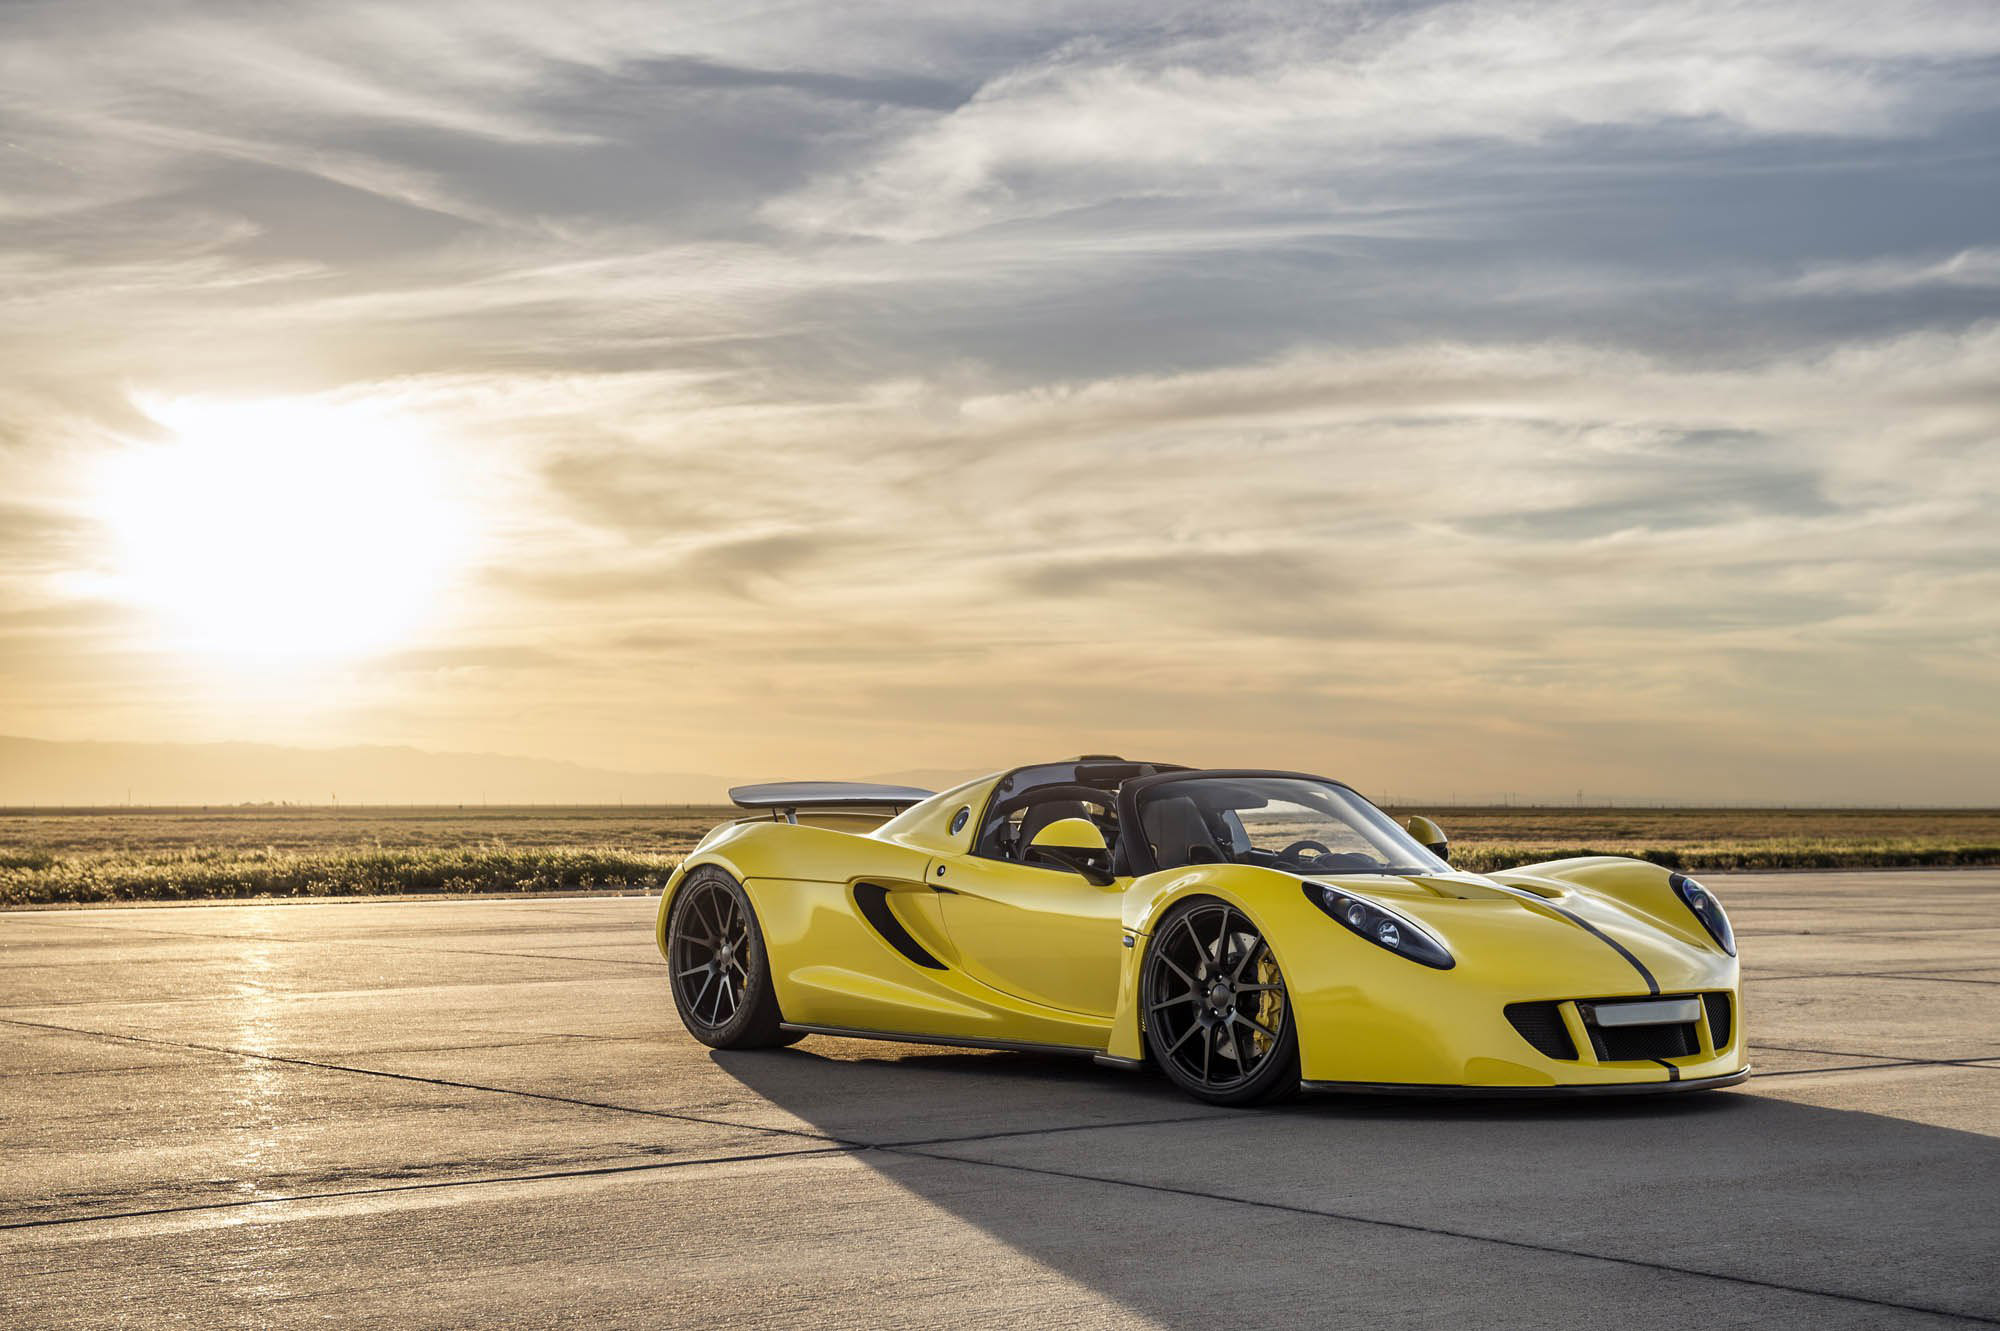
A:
[{"left": 728, "top": 781, "right": 934, "bottom": 823}]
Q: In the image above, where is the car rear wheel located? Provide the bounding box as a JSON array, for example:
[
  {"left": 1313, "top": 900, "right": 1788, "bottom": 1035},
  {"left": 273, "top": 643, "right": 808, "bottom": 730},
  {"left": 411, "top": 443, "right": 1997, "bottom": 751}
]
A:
[
  {"left": 666, "top": 867, "right": 800, "bottom": 1049},
  {"left": 1141, "top": 897, "right": 1299, "bottom": 1105}
]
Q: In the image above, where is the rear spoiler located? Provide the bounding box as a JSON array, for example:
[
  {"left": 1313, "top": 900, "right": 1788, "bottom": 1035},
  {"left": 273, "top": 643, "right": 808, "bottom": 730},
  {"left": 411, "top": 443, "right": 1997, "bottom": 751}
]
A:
[{"left": 728, "top": 781, "right": 935, "bottom": 822}]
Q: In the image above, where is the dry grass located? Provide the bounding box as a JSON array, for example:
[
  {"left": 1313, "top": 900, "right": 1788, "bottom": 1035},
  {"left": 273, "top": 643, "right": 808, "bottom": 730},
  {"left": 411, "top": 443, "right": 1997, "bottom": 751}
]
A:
[
  {"left": 1382, "top": 805, "right": 2000, "bottom": 876},
  {"left": 2, "top": 804, "right": 1996, "bottom": 906}
]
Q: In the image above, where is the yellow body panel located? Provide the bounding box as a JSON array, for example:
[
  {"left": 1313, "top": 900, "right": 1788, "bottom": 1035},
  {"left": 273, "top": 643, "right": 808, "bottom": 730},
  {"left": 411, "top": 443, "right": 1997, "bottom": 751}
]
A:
[{"left": 657, "top": 776, "right": 1745, "bottom": 1092}]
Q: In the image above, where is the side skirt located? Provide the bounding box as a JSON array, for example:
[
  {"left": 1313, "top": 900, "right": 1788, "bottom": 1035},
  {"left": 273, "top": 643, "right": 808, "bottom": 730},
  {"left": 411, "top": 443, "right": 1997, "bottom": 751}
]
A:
[
  {"left": 777, "top": 1022, "right": 1102, "bottom": 1059},
  {"left": 1299, "top": 1068, "right": 1750, "bottom": 1098}
]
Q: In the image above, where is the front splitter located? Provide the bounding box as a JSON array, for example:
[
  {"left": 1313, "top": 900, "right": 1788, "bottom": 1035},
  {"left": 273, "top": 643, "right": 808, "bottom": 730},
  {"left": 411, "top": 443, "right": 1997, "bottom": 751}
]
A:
[{"left": 1300, "top": 1068, "right": 1751, "bottom": 1098}]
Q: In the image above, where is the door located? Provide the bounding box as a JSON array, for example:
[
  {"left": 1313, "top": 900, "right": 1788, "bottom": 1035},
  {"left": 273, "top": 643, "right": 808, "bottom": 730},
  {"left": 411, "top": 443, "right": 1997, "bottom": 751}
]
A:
[{"left": 928, "top": 851, "right": 1126, "bottom": 1016}]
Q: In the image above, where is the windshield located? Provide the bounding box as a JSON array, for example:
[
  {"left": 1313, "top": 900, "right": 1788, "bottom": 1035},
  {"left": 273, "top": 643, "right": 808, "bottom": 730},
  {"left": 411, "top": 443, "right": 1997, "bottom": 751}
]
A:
[{"left": 1135, "top": 776, "right": 1448, "bottom": 876}]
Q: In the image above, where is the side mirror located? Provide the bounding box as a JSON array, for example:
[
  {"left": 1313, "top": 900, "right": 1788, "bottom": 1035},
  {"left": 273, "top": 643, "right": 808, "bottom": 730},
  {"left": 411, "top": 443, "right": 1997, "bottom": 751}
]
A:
[
  {"left": 1027, "top": 818, "right": 1115, "bottom": 886},
  {"left": 1405, "top": 815, "right": 1449, "bottom": 862}
]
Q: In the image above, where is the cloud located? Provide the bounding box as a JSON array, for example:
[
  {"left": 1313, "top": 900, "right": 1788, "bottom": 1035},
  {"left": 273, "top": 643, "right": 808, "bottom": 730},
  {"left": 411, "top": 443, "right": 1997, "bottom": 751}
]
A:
[
  {"left": 0, "top": 1, "right": 1996, "bottom": 798},
  {"left": 1787, "top": 247, "right": 2000, "bottom": 294},
  {"left": 766, "top": 0, "right": 2000, "bottom": 239}
]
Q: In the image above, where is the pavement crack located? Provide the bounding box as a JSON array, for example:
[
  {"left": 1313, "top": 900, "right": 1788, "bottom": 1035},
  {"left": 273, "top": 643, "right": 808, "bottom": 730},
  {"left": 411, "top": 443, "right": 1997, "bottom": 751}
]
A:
[
  {"left": 1751, "top": 1041, "right": 1997, "bottom": 1066},
  {"left": 0, "top": 1016, "right": 1254, "bottom": 1171},
  {"left": 878, "top": 1112, "right": 1222, "bottom": 1149},
  {"left": 0, "top": 1015, "right": 851, "bottom": 1149},
  {"left": 0, "top": 1145, "right": 857, "bottom": 1232}
]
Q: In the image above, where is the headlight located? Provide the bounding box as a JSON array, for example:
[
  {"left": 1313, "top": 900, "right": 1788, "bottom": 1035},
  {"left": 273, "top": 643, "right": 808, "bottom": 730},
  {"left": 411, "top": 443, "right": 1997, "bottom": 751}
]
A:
[
  {"left": 1670, "top": 873, "right": 1735, "bottom": 956},
  {"left": 1305, "top": 883, "right": 1454, "bottom": 969}
]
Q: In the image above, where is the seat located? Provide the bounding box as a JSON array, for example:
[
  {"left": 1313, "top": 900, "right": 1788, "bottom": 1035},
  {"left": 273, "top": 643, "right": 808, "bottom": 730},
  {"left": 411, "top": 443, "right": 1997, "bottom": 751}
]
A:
[
  {"left": 1015, "top": 800, "right": 1091, "bottom": 861},
  {"left": 1143, "top": 796, "right": 1223, "bottom": 869}
]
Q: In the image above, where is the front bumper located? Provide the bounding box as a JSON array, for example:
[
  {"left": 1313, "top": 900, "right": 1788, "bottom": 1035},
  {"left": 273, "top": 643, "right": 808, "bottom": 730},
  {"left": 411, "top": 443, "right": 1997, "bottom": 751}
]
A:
[{"left": 1265, "top": 890, "right": 1746, "bottom": 1089}]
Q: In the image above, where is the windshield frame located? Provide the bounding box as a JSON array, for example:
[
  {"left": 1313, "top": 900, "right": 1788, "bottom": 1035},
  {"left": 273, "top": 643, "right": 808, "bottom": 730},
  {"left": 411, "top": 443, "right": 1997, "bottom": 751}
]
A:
[{"left": 1117, "top": 770, "right": 1449, "bottom": 878}]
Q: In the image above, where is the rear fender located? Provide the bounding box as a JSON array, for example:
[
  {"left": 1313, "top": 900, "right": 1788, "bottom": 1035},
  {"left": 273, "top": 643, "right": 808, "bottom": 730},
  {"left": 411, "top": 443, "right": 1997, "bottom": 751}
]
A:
[{"left": 654, "top": 819, "right": 934, "bottom": 960}]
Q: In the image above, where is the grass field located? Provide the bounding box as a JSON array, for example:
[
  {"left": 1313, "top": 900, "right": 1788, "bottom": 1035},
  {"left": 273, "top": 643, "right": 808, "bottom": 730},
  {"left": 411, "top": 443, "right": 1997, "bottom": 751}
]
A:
[{"left": 3, "top": 804, "right": 1997, "bottom": 906}]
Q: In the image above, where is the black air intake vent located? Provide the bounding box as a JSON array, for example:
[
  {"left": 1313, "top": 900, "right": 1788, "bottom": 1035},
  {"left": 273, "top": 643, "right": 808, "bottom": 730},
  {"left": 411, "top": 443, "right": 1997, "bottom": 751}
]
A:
[
  {"left": 1505, "top": 1001, "right": 1577, "bottom": 1060},
  {"left": 853, "top": 884, "right": 946, "bottom": 970},
  {"left": 1702, "top": 991, "right": 1732, "bottom": 1049},
  {"left": 1591, "top": 1022, "right": 1699, "bottom": 1061}
]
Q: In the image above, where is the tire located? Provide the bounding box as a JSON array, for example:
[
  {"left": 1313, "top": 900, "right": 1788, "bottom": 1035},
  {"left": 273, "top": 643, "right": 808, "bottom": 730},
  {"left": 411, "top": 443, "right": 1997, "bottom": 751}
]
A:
[
  {"left": 665, "top": 866, "right": 800, "bottom": 1049},
  {"left": 1140, "top": 896, "right": 1300, "bottom": 1106}
]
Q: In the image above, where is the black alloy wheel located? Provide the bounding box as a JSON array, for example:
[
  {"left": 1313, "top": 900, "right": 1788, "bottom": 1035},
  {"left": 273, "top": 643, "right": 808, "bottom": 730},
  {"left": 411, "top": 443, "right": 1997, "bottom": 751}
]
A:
[
  {"left": 1141, "top": 897, "right": 1299, "bottom": 1105},
  {"left": 666, "top": 866, "right": 798, "bottom": 1049}
]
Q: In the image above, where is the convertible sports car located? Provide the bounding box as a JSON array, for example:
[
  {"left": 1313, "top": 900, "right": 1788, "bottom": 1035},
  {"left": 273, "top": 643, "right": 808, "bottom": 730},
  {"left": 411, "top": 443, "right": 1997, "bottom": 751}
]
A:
[{"left": 655, "top": 758, "right": 1746, "bottom": 1104}]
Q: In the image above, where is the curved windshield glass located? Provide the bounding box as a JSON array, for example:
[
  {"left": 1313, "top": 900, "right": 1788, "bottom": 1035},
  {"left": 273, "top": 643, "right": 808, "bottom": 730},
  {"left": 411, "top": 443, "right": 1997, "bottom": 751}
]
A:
[{"left": 1135, "top": 776, "right": 1448, "bottom": 876}]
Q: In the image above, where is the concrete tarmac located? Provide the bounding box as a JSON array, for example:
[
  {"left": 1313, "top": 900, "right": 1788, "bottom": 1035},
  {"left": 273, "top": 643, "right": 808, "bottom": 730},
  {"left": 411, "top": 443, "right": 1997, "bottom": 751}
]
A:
[{"left": 3, "top": 870, "right": 1996, "bottom": 1328}]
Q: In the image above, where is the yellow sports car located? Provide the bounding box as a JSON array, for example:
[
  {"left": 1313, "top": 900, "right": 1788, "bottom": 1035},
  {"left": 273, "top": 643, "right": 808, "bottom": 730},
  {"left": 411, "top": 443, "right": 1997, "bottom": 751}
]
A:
[{"left": 655, "top": 758, "right": 1745, "bottom": 1104}]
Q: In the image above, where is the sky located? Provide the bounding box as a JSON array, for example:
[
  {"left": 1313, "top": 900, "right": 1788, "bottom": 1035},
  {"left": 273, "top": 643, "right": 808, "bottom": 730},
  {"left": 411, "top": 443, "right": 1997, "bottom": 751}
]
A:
[{"left": 2, "top": 0, "right": 1998, "bottom": 803}]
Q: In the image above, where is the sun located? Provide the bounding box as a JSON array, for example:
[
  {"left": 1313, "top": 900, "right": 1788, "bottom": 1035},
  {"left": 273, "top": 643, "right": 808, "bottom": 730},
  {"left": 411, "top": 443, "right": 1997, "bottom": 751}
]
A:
[{"left": 93, "top": 397, "right": 474, "bottom": 661}]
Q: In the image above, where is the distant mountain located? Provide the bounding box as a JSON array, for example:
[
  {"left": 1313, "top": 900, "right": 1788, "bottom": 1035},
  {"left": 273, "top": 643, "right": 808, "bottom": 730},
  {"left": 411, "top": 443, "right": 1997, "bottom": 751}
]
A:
[
  {"left": 0, "top": 736, "right": 731, "bottom": 806},
  {"left": 861, "top": 768, "right": 990, "bottom": 793}
]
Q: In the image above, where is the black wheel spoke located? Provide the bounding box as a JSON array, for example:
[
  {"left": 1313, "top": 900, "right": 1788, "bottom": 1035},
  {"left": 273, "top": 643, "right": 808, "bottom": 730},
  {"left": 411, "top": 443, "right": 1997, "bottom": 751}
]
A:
[
  {"left": 1230, "top": 936, "right": 1261, "bottom": 982},
  {"left": 1173, "top": 916, "right": 1208, "bottom": 978}
]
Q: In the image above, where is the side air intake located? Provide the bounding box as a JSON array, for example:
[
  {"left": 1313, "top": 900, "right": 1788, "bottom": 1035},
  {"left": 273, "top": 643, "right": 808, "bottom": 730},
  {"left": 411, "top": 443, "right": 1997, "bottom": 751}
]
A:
[
  {"left": 1505, "top": 1001, "right": 1578, "bottom": 1060},
  {"left": 1702, "top": 991, "right": 1732, "bottom": 1049},
  {"left": 853, "top": 884, "right": 947, "bottom": 970}
]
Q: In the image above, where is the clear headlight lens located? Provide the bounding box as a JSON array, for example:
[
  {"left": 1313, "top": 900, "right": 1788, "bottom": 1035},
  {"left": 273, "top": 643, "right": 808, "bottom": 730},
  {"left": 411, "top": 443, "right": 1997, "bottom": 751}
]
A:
[
  {"left": 1671, "top": 873, "right": 1735, "bottom": 956},
  {"left": 1306, "top": 884, "right": 1453, "bottom": 969}
]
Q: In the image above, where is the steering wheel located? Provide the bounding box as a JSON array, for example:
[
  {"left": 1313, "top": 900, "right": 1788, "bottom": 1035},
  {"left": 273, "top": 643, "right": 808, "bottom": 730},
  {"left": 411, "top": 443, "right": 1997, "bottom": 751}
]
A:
[{"left": 1278, "top": 839, "right": 1333, "bottom": 861}]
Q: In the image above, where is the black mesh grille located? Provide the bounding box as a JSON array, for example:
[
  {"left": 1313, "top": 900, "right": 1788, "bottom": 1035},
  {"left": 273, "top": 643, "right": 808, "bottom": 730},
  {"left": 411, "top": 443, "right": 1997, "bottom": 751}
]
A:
[
  {"left": 1592, "top": 1022, "right": 1700, "bottom": 1061},
  {"left": 1703, "top": 991, "right": 1732, "bottom": 1048},
  {"left": 1505, "top": 1001, "right": 1577, "bottom": 1060}
]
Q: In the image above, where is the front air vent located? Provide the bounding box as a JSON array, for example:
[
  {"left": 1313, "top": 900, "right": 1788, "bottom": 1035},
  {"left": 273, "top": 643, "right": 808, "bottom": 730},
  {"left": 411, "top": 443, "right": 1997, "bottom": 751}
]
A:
[
  {"left": 853, "top": 884, "right": 946, "bottom": 970},
  {"left": 1505, "top": 1001, "right": 1578, "bottom": 1060},
  {"left": 1702, "top": 991, "right": 1732, "bottom": 1049}
]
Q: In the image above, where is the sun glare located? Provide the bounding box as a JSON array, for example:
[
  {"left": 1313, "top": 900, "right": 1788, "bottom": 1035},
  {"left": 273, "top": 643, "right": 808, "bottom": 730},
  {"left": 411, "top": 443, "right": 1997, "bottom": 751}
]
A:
[{"left": 93, "top": 398, "right": 473, "bottom": 662}]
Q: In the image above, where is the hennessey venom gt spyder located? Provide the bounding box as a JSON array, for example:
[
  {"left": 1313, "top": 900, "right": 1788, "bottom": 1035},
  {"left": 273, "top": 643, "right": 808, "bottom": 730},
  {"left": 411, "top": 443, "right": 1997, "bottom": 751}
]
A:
[{"left": 655, "top": 758, "right": 1746, "bottom": 1105}]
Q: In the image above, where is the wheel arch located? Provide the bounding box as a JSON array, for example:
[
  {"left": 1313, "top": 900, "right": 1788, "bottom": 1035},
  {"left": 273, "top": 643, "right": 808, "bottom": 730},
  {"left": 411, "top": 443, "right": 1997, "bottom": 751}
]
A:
[{"left": 1104, "top": 867, "right": 1321, "bottom": 1065}]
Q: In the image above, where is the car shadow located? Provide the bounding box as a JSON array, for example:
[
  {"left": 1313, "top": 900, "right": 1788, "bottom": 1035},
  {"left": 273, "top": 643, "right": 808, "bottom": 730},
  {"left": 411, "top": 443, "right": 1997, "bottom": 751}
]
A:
[{"left": 710, "top": 1043, "right": 2000, "bottom": 1328}]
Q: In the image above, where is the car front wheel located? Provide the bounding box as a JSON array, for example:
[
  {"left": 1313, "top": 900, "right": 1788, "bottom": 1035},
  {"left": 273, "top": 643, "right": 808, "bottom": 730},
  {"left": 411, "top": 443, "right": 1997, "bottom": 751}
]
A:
[{"left": 1141, "top": 896, "right": 1299, "bottom": 1105}]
